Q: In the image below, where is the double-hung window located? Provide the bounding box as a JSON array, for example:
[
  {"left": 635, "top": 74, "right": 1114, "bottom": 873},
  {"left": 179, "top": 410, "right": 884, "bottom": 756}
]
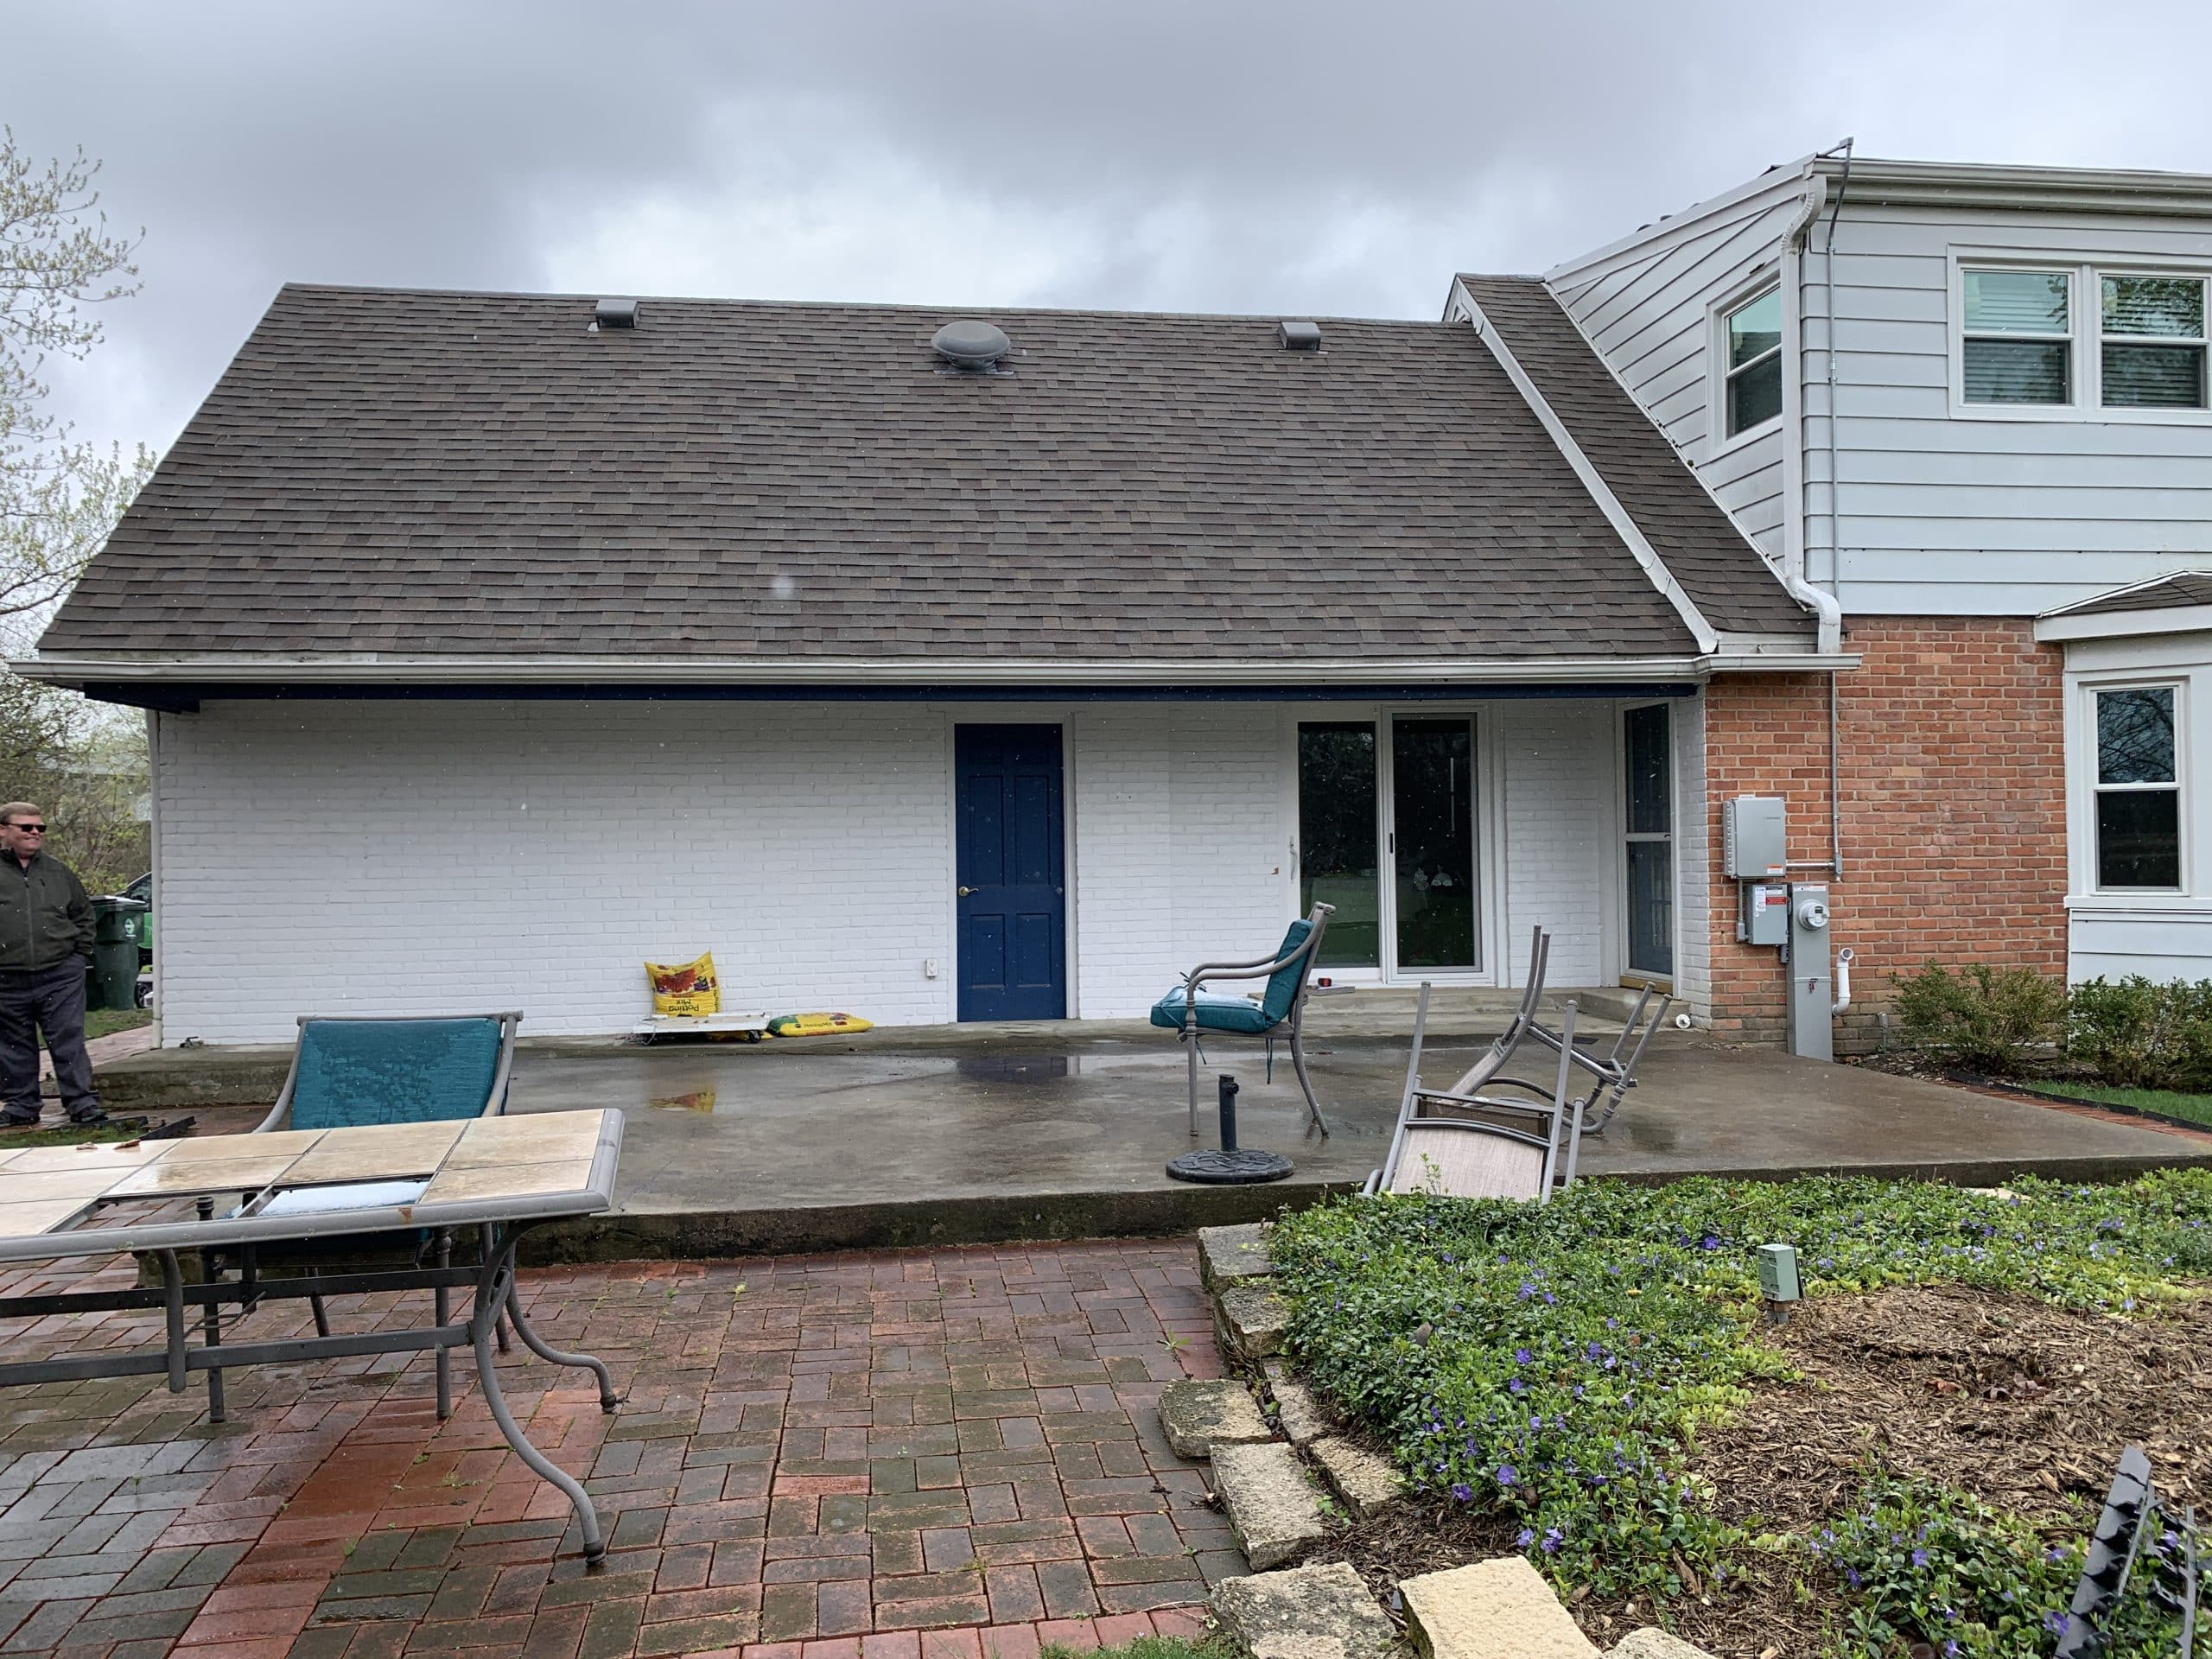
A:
[
  {"left": 2094, "top": 685, "right": 2182, "bottom": 890},
  {"left": 1962, "top": 269, "right": 2071, "bottom": 404},
  {"left": 1957, "top": 262, "right": 2212, "bottom": 415},
  {"left": 1721, "top": 287, "right": 1782, "bottom": 438},
  {"left": 2101, "top": 275, "right": 2208, "bottom": 409}
]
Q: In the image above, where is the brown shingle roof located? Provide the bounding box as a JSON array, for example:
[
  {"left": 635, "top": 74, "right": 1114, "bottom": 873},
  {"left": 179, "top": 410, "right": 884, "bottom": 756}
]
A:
[
  {"left": 41, "top": 284, "right": 1789, "bottom": 667},
  {"left": 1454, "top": 275, "right": 1810, "bottom": 637},
  {"left": 2047, "top": 571, "right": 2212, "bottom": 617}
]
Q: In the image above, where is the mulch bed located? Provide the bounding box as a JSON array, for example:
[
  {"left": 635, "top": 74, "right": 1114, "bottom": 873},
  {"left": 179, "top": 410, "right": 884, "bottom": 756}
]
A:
[{"left": 1287, "top": 1284, "right": 2212, "bottom": 1657}]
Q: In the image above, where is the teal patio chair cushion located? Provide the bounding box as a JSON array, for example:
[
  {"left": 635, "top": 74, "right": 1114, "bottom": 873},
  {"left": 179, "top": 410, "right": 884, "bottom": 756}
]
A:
[
  {"left": 1257, "top": 919, "right": 1314, "bottom": 1023},
  {"left": 1149, "top": 988, "right": 1276, "bottom": 1034},
  {"left": 288, "top": 1018, "right": 505, "bottom": 1132}
]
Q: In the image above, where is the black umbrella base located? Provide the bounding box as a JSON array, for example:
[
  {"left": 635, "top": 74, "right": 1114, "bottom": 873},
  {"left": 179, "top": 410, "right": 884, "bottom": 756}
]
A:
[{"left": 1166, "top": 1148, "right": 1294, "bottom": 1185}]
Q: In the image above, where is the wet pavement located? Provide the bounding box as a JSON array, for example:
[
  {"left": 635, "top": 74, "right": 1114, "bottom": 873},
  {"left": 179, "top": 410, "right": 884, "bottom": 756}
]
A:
[{"left": 493, "top": 1030, "right": 2212, "bottom": 1224}]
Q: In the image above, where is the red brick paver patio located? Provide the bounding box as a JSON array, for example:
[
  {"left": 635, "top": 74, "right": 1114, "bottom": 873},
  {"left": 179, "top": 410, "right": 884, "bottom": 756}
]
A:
[{"left": 0, "top": 1240, "right": 1236, "bottom": 1659}]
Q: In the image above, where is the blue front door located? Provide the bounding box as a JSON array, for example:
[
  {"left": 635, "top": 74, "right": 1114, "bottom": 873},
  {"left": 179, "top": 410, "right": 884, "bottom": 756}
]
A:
[{"left": 956, "top": 724, "right": 1067, "bottom": 1021}]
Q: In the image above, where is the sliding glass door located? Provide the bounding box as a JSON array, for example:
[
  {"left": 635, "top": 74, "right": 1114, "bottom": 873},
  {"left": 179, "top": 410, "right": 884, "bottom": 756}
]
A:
[{"left": 1296, "top": 715, "right": 1482, "bottom": 978}]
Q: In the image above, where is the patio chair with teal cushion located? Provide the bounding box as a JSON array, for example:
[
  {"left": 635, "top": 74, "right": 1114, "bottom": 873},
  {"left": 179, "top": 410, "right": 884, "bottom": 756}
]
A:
[
  {"left": 1151, "top": 904, "right": 1334, "bottom": 1138},
  {"left": 253, "top": 1012, "right": 524, "bottom": 1135},
  {"left": 232, "top": 1013, "right": 524, "bottom": 1422}
]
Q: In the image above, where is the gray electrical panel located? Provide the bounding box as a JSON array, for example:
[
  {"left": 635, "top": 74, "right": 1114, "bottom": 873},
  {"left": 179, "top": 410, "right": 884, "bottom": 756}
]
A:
[
  {"left": 1745, "top": 882, "right": 1789, "bottom": 946},
  {"left": 1723, "top": 796, "right": 1787, "bottom": 880}
]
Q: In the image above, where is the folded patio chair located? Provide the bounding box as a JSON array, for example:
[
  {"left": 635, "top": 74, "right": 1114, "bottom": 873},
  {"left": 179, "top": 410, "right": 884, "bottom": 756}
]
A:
[
  {"left": 1151, "top": 904, "right": 1334, "bottom": 1138},
  {"left": 1523, "top": 975, "right": 1673, "bottom": 1136},
  {"left": 1363, "top": 982, "right": 1584, "bottom": 1203},
  {"left": 225, "top": 1013, "right": 525, "bottom": 1420}
]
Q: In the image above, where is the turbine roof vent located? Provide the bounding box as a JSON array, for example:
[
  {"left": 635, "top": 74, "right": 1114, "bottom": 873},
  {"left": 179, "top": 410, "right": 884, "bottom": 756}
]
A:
[{"left": 931, "top": 318, "right": 1012, "bottom": 372}]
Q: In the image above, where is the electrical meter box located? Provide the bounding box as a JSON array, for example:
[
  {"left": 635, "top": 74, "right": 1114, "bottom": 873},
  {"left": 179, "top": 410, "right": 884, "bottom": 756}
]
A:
[
  {"left": 1723, "top": 795, "right": 1788, "bottom": 880},
  {"left": 1756, "top": 1243, "right": 1802, "bottom": 1302}
]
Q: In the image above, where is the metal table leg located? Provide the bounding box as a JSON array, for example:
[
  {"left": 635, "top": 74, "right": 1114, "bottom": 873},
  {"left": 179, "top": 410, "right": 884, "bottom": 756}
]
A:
[
  {"left": 433, "top": 1231, "right": 451, "bottom": 1421},
  {"left": 500, "top": 1276, "right": 623, "bottom": 1413},
  {"left": 471, "top": 1236, "right": 606, "bottom": 1564}
]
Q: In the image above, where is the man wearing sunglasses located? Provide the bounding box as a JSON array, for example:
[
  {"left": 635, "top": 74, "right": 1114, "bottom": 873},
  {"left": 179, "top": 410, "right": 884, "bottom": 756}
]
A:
[{"left": 0, "top": 803, "right": 102, "bottom": 1128}]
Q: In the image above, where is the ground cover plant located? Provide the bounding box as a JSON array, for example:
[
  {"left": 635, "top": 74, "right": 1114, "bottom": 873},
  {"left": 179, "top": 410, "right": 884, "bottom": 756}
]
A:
[{"left": 1268, "top": 1173, "right": 2212, "bottom": 1656}]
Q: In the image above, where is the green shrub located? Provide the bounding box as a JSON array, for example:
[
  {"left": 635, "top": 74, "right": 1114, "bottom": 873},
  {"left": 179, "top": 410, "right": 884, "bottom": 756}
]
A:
[
  {"left": 1892, "top": 962, "right": 2066, "bottom": 1076},
  {"left": 2067, "top": 975, "right": 2212, "bottom": 1092}
]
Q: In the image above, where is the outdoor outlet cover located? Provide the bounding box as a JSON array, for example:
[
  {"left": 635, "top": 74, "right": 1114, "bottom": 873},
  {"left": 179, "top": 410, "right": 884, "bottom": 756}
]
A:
[
  {"left": 923, "top": 958, "right": 939, "bottom": 978},
  {"left": 1756, "top": 1243, "right": 1802, "bottom": 1302}
]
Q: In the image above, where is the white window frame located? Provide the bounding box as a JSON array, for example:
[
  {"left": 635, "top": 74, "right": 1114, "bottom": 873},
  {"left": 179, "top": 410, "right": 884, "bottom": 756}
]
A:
[
  {"left": 2088, "top": 680, "right": 2186, "bottom": 895},
  {"left": 1950, "top": 251, "right": 2212, "bottom": 424},
  {"left": 1710, "top": 276, "right": 1784, "bottom": 454}
]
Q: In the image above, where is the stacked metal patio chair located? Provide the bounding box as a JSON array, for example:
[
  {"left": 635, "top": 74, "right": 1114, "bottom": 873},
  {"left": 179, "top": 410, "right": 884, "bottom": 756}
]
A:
[{"left": 1362, "top": 926, "right": 1675, "bottom": 1202}]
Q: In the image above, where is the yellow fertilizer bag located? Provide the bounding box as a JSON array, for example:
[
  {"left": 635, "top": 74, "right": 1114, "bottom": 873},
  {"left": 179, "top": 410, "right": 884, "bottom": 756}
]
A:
[
  {"left": 645, "top": 952, "right": 721, "bottom": 1018},
  {"left": 766, "top": 1012, "right": 873, "bottom": 1039}
]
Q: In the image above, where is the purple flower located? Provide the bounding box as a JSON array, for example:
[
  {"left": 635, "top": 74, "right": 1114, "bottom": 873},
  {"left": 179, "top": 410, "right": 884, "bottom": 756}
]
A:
[
  {"left": 1516, "top": 1527, "right": 1535, "bottom": 1549},
  {"left": 1910, "top": 1548, "right": 1928, "bottom": 1568},
  {"left": 1497, "top": 1464, "right": 1519, "bottom": 1489},
  {"left": 1449, "top": 1483, "right": 1474, "bottom": 1503},
  {"left": 1541, "top": 1528, "right": 1564, "bottom": 1554},
  {"left": 1508, "top": 1377, "right": 1526, "bottom": 1395},
  {"left": 1515, "top": 1347, "right": 1533, "bottom": 1364}
]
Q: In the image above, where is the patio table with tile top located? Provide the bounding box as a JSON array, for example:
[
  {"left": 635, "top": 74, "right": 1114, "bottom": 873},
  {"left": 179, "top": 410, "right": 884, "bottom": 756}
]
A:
[
  {"left": 0, "top": 1237, "right": 1231, "bottom": 1659},
  {"left": 0, "top": 1110, "right": 627, "bottom": 1573}
]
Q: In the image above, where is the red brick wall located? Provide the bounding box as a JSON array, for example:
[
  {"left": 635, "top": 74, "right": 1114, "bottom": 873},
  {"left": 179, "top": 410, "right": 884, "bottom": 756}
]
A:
[{"left": 1702, "top": 617, "right": 2068, "bottom": 1045}]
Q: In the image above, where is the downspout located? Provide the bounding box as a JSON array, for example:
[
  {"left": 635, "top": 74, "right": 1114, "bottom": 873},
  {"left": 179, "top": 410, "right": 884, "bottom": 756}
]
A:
[{"left": 1780, "top": 143, "right": 1854, "bottom": 880}]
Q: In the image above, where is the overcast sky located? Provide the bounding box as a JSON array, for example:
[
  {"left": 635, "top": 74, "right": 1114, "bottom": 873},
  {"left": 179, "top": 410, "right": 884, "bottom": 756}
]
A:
[{"left": 11, "top": 0, "right": 2212, "bottom": 459}]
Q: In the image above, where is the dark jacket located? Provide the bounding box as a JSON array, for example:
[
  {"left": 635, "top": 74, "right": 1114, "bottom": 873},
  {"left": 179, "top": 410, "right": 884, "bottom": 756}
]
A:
[{"left": 0, "top": 853, "right": 94, "bottom": 973}]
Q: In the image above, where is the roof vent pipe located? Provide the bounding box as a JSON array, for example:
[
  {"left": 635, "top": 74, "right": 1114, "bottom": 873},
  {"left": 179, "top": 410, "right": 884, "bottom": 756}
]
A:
[
  {"left": 1278, "top": 320, "right": 1322, "bottom": 352},
  {"left": 594, "top": 298, "right": 639, "bottom": 330},
  {"left": 931, "top": 319, "right": 1011, "bottom": 372}
]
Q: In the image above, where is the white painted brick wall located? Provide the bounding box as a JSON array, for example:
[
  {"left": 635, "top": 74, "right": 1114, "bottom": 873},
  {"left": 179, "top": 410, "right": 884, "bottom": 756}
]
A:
[
  {"left": 1071, "top": 704, "right": 1296, "bottom": 1020},
  {"left": 152, "top": 697, "right": 1621, "bottom": 1042},
  {"left": 155, "top": 700, "right": 960, "bottom": 1043},
  {"left": 1497, "top": 704, "right": 1611, "bottom": 986}
]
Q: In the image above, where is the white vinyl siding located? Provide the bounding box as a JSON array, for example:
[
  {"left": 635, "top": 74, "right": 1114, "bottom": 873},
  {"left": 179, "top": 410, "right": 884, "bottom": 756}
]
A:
[
  {"left": 1810, "top": 204, "right": 2212, "bottom": 613},
  {"left": 2061, "top": 632, "right": 2212, "bottom": 982},
  {"left": 1548, "top": 175, "right": 1808, "bottom": 566}
]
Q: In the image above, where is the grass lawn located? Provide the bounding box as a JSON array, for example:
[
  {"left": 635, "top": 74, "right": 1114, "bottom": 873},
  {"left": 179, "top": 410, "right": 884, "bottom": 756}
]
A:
[
  {"left": 2018, "top": 1077, "right": 2212, "bottom": 1128},
  {"left": 81, "top": 1007, "right": 152, "bottom": 1042},
  {"left": 1270, "top": 1173, "right": 2212, "bottom": 1656}
]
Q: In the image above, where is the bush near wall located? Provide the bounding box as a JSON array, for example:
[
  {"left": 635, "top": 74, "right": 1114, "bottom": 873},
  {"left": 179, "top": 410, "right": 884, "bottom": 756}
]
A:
[{"left": 1894, "top": 962, "right": 2212, "bottom": 1091}]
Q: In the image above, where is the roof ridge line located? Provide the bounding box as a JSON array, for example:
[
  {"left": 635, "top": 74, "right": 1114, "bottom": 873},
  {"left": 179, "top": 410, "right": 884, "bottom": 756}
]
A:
[{"left": 1448, "top": 281, "right": 1719, "bottom": 657}]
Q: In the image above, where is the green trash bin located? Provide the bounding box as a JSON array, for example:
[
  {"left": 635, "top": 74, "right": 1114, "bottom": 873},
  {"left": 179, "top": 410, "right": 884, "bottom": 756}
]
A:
[{"left": 90, "top": 897, "right": 149, "bottom": 1012}]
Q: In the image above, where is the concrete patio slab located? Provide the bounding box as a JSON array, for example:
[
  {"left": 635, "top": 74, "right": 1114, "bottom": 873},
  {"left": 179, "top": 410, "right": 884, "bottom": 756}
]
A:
[{"left": 77, "top": 1020, "right": 2212, "bottom": 1260}]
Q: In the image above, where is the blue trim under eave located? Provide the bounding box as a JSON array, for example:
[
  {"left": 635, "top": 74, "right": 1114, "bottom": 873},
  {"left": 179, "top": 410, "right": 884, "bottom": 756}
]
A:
[{"left": 87, "top": 680, "right": 1700, "bottom": 714}]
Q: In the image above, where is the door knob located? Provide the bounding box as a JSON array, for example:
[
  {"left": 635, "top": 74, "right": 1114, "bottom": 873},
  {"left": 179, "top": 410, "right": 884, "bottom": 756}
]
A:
[{"left": 958, "top": 887, "right": 976, "bottom": 897}]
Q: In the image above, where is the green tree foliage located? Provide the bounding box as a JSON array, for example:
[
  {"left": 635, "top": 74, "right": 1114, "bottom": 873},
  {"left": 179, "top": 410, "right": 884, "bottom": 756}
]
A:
[
  {"left": 0, "top": 130, "right": 153, "bottom": 892},
  {"left": 2, "top": 127, "right": 153, "bottom": 639}
]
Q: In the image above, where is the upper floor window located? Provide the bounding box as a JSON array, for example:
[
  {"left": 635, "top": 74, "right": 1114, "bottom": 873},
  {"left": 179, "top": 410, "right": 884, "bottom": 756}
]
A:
[
  {"left": 2101, "top": 276, "right": 2207, "bottom": 409},
  {"left": 1956, "top": 260, "right": 2212, "bottom": 416},
  {"left": 1722, "top": 287, "right": 1782, "bottom": 437},
  {"left": 1963, "top": 269, "right": 2071, "bottom": 404}
]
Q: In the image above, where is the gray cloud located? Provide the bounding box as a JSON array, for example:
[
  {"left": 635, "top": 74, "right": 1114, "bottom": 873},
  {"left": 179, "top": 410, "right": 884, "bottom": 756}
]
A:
[{"left": 8, "top": 0, "right": 2212, "bottom": 454}]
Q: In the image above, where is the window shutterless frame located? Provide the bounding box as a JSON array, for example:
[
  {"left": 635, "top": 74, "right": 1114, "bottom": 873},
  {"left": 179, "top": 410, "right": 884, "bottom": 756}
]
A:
[
  {"left": 1951, "top": 252, "right": 2212, "bottom": 423},
  {"left": 1713, "top": 280, "right": 1783, "bottom": 447},
  {"left": 2099, "top": 272, "right": 2209, "bottom": 410},
  {"left": 2088, "top": 682, "right": 2184, "bottom": 893}
]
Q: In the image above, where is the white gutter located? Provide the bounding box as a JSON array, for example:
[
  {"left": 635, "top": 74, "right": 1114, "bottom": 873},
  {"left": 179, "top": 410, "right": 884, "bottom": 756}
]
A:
[
  {"left": 12, "top": 649, "right": 1859, "bottom": 688},
  {"left": 1452, "top": 287, "right": 1722, "bottom": 657}
]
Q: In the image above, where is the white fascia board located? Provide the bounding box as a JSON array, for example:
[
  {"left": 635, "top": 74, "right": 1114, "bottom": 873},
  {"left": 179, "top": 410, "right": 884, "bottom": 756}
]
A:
[
  {"left": 2037, "top": 605, "right": 2212, "bottom": 644},
  {"left": 1450, "top": 282, "right": 1720, "bottom": 656},
  {"left": 13, "top": 649, "right": 1855, "bottom": 686},
  {"left": 1812, "top": 156, "right": 2212, "bottom": 217},
  {"left": 1541, "top": 159, "right": 1818, "bottom": 288}
]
